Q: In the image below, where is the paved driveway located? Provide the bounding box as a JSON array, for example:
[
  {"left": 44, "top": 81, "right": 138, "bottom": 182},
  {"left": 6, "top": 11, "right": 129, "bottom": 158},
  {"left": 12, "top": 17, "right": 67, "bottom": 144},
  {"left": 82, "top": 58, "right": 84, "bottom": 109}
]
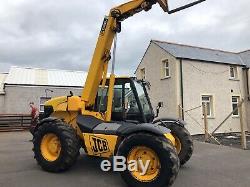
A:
[{"left": 0, "top": 132, "right": 249, "bottom": 187}]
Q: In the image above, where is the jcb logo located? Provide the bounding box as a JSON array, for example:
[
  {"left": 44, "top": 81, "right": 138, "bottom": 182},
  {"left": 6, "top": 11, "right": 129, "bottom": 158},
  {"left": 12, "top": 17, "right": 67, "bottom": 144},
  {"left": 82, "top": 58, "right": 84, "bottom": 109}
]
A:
[{"left": 90, "top": 136, "right": 109, "bottom": 154}]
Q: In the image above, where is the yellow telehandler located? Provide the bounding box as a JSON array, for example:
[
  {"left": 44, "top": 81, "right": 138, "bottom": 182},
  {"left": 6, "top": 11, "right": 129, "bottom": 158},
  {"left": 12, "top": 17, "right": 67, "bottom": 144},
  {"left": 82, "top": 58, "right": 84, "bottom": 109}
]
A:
[{"left": 32, "top": 1, "right": 206, "bottom": 186}]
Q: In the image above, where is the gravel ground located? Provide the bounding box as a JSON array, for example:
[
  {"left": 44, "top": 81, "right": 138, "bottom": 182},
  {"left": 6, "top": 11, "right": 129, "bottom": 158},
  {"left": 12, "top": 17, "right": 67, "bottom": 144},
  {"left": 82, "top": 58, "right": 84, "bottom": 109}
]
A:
[{"left": 192, "top": 132, "right": 250, "bottom": 150}]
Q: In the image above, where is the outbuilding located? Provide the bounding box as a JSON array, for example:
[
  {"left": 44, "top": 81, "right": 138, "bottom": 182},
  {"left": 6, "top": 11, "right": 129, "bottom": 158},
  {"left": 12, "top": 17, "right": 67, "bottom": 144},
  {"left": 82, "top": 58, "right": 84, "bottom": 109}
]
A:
[{"left": 0, "top": 66, "right": 87, "bottom": 115}]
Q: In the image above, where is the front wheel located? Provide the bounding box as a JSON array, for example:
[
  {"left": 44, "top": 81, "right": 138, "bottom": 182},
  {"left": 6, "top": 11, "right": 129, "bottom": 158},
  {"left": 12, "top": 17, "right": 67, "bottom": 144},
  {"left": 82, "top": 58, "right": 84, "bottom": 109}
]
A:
[
  {"left": 33, "top": 119, "right": 80, "bottom": 172},
  {"left": 117, "top": 133, "right": 180, "bottom": 187}
]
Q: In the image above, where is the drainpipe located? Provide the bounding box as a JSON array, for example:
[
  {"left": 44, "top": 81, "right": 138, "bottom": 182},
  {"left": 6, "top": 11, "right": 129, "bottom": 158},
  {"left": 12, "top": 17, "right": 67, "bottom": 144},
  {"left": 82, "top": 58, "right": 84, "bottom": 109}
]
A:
[
  {"left": 243, "top": 67, "right": 250, "bottom": 101},
  {"left": 180, "top": 59, "right": 184, "bottom": 120}
]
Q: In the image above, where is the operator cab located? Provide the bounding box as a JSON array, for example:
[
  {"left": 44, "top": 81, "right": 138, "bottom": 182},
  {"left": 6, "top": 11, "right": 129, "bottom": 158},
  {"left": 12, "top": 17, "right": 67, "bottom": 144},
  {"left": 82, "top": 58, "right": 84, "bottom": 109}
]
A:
[{"left": 94, "top": 77, "right": 154, "bottom": 123}]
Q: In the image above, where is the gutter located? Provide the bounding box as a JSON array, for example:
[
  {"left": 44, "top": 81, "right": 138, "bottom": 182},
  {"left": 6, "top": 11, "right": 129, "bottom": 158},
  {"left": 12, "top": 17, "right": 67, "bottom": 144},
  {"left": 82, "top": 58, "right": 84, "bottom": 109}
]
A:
[
  {"left": 176, "top": 57, "right": 246, "bottom": 67},
  {"left": 4, "top": 83, "right": 83, "bottom": 89}
]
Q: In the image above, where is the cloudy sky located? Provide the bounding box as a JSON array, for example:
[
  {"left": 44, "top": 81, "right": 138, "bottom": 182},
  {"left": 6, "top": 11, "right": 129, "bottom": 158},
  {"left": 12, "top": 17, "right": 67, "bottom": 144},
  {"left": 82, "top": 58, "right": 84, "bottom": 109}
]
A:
[{"left": 0, "top": 0, "right": 249, "bottom": 75}]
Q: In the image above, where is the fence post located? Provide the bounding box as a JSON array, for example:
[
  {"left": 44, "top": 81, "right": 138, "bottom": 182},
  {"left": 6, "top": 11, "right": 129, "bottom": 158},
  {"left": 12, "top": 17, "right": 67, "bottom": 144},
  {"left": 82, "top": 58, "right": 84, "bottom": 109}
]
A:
[
  {"left": 239, "top": 102, "right": 247, "bottom": 150},
  {"left": 202, "top": 103, "right": 209, "bottom": 142}
]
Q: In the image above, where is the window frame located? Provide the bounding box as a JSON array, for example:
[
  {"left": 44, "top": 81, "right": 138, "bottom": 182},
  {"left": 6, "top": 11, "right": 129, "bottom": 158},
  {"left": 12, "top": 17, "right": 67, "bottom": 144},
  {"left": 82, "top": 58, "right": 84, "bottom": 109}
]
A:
[
  {"left": 232, "top": 96, "right": 240, "bottom": 117},
  {"left": 39, "top": 97, "right": 52, "bottom": 113},
  {"left": 140, "top": 68, "right": 146, "bottom": 80},
  {"left": 229, "top": 66, "right": 238, "bottom": 80},
  {"left": 162, "top": 59, "right": 170, "bottom": 78},
  {"left": 201, "top": 95, "right": 214, "bottom": 118}
]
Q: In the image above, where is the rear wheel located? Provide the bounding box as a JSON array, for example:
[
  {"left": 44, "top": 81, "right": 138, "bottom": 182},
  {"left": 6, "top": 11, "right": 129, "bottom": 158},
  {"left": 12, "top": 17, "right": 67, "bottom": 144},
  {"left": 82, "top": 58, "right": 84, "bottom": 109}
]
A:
[
  {"left": 117, "top": 133, "right": 180, "bottom": 187},
  {"left": 33, "top": 119, "right": 80, "bottom": 172},
  {"left": 167, "top": 124, "right": 193, "bottom": 165}
]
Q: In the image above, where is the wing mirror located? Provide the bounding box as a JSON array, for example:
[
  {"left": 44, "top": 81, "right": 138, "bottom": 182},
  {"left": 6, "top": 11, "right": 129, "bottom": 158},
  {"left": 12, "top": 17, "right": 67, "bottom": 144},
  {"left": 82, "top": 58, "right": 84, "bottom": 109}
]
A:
[
  {"left": 155, "top": 102, "right": 163, "bottom": 118},
  {"left": 67, "top": 91, "right": 74, "bottom": 99},
  {"left": 158, "top": 102, "right": 163, "bottom": 108}
]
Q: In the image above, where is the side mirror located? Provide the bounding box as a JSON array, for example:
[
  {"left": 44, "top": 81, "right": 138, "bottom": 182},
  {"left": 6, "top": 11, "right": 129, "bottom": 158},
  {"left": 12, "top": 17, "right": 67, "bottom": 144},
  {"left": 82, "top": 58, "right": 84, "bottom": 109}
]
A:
[
  {"left": 158, "top": 102, "right": 163, "bottom": 108},
  {"left": 67, "top": 91, "right": 74, "bottom": 99},
  {"left": 155, "top": 102, "right": 163, "bottom": 118}
]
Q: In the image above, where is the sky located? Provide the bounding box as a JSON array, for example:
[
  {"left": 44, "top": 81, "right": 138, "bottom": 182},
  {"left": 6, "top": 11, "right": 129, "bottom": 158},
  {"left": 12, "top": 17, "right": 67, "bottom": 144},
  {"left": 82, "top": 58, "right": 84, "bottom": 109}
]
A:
[{"left": 0, "top": 0, "right": 249, "bottom": 75}]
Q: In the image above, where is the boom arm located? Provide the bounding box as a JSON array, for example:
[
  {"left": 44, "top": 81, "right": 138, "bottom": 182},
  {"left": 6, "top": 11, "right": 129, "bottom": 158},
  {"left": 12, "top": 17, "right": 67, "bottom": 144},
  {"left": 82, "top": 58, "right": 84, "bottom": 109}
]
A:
[
  {"left": 81, "top": 0, "right": 206, "bottom": 119},
  {"left": 81, "top": 0, "right": 155, "bottom": 106}
]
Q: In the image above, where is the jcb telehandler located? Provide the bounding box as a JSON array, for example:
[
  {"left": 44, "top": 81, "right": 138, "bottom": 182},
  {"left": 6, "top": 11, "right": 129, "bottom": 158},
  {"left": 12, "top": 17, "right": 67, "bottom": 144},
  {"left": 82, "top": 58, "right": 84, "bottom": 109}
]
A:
[{"left": 32, "top": 0, "right": 205, "bottom": 186}]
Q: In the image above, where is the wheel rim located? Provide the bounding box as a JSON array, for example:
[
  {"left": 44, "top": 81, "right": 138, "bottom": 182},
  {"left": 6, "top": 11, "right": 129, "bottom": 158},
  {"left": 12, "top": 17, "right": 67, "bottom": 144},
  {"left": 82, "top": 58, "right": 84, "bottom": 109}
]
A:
[
  {"left": 127, "top": 146, "right": 160, "bottom": 182},
  {"left": 174, "top": 136, "right": 182, "bottom": 154},
  {"left": 41, "top": 133, "right": 61, "bottom": 161}
]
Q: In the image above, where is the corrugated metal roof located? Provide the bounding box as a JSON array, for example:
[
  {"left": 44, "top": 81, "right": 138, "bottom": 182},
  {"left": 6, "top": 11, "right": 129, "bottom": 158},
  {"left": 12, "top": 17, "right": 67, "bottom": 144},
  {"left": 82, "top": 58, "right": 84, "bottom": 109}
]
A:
[
  {"left": 153, "top": 40, "right": 245, "bottom": 66},
  {"left": 4, "top": 66, "right": 87, "bottom": 87},
  {"left": 0, "top": 73, "right": 8, "bottom": 93}
]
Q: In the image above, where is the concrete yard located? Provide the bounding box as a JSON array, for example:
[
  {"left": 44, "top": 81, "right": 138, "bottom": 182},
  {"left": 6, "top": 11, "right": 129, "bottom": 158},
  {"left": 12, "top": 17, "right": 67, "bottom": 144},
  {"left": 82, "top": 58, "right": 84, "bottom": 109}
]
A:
[{"left": 0, "top": 131, "right": 249, "bottom": 187}]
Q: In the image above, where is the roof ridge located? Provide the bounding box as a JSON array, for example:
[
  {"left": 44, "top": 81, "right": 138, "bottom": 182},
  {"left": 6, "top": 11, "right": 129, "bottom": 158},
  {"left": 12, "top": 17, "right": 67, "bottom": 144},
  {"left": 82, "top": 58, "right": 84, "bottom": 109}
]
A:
[
  {"left": 152, "top": 40, "right": 239, "bottom": 54},
  {"left": 238, "top": 49, "right": 250, "bottom": 54},
  {"left": 10, "top": 66, "right": 87, "bottom": 74}
]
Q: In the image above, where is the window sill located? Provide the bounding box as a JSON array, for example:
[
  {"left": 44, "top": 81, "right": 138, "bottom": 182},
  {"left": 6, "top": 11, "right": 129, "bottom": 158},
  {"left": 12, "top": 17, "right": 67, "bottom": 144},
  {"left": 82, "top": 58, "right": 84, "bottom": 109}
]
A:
[
  {"left": 161, "top": 76, "right": 171, "bottom": 80},
  {"left": 0, "top": 92, "right": 5, "bottom": 95},
  {"left": 202, "top": 116, "right": 215, "bottom": 119},
  {"left": 229, "top": 78, "right": 239, "bottom": 81},
  {"left": 232, "top": 115, "right": 240, "bottom": 118}
]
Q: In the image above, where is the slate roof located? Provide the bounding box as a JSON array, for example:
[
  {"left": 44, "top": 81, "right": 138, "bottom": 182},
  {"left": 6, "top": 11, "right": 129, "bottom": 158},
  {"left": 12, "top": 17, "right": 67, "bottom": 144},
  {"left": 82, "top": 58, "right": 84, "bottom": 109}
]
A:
[
  {"left": 239, "top": 50, "right": 250, "bottom": 67},
  {"left": 152, "top": 40, "right": 248, "bottom": 66}
]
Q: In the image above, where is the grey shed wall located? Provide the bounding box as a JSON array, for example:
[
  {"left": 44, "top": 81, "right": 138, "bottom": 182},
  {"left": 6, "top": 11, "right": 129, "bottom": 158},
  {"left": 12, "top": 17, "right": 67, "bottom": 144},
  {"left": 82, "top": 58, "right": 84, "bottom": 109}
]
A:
[{"left": 0, "top": 85, "right": 82, "bottom": 114}]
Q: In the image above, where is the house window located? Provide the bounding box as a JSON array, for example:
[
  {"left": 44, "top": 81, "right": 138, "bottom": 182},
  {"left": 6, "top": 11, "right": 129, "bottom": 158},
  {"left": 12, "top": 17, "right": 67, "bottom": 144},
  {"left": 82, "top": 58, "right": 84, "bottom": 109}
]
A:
[
  {"left": 202, "top": 95, "right": 213, "bottom": 117},
  {"left": 162, "top": 59, "right": 170, "bottom": 78},
  {"left": 232, "top": 96, "right": 240, "bottom": 116},
  {"left": 140, "top": 68, "right": 146, "bottom": 80},
  {"left": 40, "top": 97, "right": 51, "bottom": 112},
  {"left": 229, "top": 66, "right": 238, "bottom": 79}
]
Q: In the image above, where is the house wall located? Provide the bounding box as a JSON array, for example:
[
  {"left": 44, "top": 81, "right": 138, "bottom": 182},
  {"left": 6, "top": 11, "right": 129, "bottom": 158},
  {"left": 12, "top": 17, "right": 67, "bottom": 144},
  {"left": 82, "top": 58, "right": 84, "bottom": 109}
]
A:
[
  {"left": 182, "top": 60, "right": 248, "bottom": 134},
  {"left": 1, "top": 85, "right": 82, "bottom": 114},
  {"left": 135, "top": 42, "right": 179, "bottom": 118}
]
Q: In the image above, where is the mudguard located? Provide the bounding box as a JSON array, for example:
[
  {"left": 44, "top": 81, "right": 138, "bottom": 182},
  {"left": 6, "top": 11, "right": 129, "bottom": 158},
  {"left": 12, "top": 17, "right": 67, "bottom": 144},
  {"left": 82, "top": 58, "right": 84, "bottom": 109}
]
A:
[
  {"left": 116, "top": 122, "right": 171, "bottom": 137},
  {"left": 32, "top": 117, "right": 59, "bottom": 134},
  {"left": 89, "top": 120, "right": 171, "bottom": 137},
  {"left": 153, "top": 117, "right": 187, "bottom": 128}
]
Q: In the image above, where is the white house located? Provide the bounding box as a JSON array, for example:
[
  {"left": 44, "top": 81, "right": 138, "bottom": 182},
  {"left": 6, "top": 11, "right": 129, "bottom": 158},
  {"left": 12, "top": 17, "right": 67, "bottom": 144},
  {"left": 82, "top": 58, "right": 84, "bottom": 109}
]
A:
[{"left": 136, "top": 40, "right": 250, "bottom": 135}]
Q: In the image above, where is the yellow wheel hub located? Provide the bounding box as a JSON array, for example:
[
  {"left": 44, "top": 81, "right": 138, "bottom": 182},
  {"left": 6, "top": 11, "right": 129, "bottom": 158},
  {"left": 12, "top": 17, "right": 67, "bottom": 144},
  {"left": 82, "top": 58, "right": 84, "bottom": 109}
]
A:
[
  {"left": 174, "top": 136, "right": 182, "bottom": 154},
  {"left": 127, "top": 146, "right": 160, "bottom": 182},
  {"left": 41, "top": 133, "right": 61, "bottom": 162}
]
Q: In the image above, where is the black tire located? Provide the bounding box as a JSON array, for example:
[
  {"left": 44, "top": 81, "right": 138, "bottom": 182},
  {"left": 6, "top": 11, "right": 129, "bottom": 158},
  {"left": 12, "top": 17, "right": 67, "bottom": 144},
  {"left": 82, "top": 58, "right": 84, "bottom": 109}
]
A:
[
  {"left": 167, "top": 124, "right": 193, "bottom": 165},
  {"left": 33, "top": 119, "right": 80, "bottom": 172},
  {"left": 117, "top": 133, "right": 180, "bottom": 187}
]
